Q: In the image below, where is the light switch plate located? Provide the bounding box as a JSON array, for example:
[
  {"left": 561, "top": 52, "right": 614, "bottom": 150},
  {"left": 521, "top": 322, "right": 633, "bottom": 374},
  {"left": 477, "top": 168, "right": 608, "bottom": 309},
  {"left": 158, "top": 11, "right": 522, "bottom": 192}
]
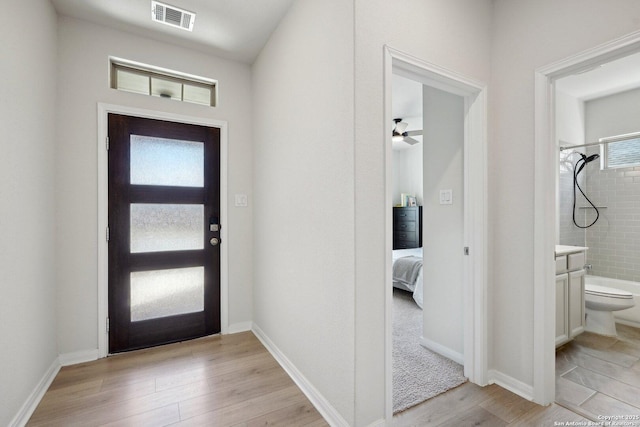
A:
[
  {"left": 439, "top": 189, "right": 453, "bottom": 205},
  {"left": 235, "top": 194, "right": 248, "bottom": 207}
]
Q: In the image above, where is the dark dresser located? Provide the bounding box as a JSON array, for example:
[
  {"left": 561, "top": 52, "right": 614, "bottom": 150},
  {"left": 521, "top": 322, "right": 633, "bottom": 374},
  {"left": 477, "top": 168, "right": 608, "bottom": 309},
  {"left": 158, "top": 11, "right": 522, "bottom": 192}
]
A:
[{"left": 393, "top": 206, "right": 423, "bottom": 249}]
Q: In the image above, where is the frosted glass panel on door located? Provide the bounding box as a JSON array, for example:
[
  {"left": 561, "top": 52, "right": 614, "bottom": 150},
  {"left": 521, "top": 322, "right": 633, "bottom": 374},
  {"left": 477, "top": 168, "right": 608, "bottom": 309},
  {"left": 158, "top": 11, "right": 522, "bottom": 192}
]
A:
[
  {"left": 130, "top": 135, "right": 204, "bottom": 187},
  {"left": 130, "top": 204, "right": 204, "bottom": 253},
  {"left": 130, "top": 267, "right": 204, "bottom": 322}
]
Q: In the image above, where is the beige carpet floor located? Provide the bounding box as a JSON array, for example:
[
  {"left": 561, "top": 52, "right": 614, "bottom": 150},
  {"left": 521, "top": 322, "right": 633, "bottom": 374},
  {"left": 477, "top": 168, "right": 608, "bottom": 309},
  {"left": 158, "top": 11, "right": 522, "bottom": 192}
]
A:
[{"left": 393, "top": 288, "right": 467, "bottom": 413}]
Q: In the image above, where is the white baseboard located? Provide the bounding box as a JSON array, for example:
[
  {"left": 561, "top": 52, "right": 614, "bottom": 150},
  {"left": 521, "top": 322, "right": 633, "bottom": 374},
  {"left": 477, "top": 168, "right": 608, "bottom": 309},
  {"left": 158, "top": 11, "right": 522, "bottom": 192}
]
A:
[
  {"left": 61, "top": 324, "right": 253, "bottom": 367},
  {"left": 59, "top": 325, "right": 254, "bottom": 367},
  {"left": 59, "top": 349, "right": 99, "bottom": 367},
  {"left": 366, "top": 419, "right": 386, "bottom": 427},
  {"left": 226, "top": 321, "right": 253, "bottom": 334},
  {"left": 251, "top": 324, "right": 349, "bottom": 427},
  {"left": 488, "top": 369, "right": 534, "bottom": 401},
  {"left": 9, "top": 358, "right": 60, "bottom": 427},
  {"left": 615, "top": 318, "right": 640, "bottom": 329},
  {"left": 420, "top": 337, "right": 464, "bottom": 365}
]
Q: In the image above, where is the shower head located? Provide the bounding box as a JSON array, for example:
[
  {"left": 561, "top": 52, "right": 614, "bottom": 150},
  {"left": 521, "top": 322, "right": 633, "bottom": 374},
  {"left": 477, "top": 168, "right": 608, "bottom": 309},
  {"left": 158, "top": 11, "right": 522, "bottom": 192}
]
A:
[
  {"left": 585, "top": 153, "right": 600, "bottom": 163},
  {"left": 575, "top": 153, "right": 600, "bottom": 175}
]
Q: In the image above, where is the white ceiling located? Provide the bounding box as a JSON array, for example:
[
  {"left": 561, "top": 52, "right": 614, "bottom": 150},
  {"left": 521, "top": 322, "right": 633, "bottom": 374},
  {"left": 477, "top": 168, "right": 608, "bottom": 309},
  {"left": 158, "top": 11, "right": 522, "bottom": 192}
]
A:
[
  {"left": 49, "top": 0, "right": 426, "bottom": 152},
  {"left": 393, "top": 74, "right": 422, "bottom": 119},
  {"left": 50, "top": 0, "right": 296, "bottom": 64},
  {"left": 59, "top": 1, "right": 639, "bottom": 146},
  {"left": 392, "top": 74, "right": 423, "bottom": 151},
  {"left": 48, "top": 1, "right": 640, "bottom": 102},
  {"left": 556, "top": 51, "right": 640, "bottom": 100},
  {"left": 390, "top": 52, "right": 640, "bottom": 151}
]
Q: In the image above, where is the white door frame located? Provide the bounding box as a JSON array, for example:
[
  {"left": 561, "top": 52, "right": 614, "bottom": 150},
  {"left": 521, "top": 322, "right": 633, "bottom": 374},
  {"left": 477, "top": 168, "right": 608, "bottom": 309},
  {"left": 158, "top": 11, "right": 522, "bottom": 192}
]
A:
[
  {"left": 383, "top": 46, "right": 488, "bottom": 419},
  {"left": 96, "top": 103, "right": 229, "bottom": 358},
  {"left": 533, "top": 30, "right": 640, "bottom": 404}
]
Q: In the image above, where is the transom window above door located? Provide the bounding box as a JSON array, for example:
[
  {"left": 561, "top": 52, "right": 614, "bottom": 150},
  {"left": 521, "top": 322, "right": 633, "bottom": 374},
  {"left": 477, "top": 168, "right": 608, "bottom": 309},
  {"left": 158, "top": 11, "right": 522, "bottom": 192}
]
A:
[{"left": 110, "top": 57, "right": 217, "bottom": 107}]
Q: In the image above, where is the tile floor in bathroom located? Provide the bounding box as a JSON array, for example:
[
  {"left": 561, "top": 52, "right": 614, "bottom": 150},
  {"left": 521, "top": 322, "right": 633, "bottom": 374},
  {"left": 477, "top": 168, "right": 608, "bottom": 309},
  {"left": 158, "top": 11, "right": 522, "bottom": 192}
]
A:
[{"left": 556, "top": 323, "right": 640, "bottom": 421}]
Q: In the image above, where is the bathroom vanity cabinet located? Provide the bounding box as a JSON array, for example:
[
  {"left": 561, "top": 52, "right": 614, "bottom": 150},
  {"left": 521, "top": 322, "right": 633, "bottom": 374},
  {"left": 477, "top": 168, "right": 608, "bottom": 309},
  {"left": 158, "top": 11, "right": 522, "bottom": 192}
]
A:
[{"left": 555, "top": 246, "right": 588, "bottom": 347}]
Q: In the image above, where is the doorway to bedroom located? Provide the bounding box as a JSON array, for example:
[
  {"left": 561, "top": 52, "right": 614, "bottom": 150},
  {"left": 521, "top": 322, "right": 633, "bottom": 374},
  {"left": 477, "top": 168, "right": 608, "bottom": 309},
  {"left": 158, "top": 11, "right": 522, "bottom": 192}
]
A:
[
  {"left": 385, "top": 48, "right": 488, "bottom": 420},
  {"left": 390, "top": 71, "right": 467, "bottom": 414}
]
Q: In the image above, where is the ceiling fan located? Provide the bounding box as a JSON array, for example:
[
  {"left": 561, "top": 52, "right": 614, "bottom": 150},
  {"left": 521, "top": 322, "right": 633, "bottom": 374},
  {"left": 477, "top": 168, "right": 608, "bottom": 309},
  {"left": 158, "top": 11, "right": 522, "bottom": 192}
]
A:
[{"left": 392, "top": 118, "right": 422, "bottom": 145}]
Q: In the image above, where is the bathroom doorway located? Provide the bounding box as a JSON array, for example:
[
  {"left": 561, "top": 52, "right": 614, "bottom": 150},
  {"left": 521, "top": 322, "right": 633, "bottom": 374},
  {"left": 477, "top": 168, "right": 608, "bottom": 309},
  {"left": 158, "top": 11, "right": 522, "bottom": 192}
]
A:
[
  {"left": 552, "top": 52, "right": 640, "bottom": 418},
  {"left": 534, "top": 30, "right": 640, "bottom": 409}
]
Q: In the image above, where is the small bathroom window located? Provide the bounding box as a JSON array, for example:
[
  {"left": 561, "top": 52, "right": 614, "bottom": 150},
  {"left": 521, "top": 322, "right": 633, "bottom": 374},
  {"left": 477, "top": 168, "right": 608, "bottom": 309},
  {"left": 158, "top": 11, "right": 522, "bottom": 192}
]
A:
[
  {"left": 110, "top": 57, "right": 217, "bottom": 107},
  {"left": 601, "top": 134, "right": 640, "bottom": 169}
]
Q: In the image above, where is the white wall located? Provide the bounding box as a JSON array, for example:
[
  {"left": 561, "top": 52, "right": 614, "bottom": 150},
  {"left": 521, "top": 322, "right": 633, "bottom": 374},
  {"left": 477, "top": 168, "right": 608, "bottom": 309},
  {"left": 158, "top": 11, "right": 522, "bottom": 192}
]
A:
[
  {"left": 422, "top": 86, "right": 464, "bottom": 357},
  {"left": 555, "top": 90, "right": 585, "bottom": 146},
  {"left": 354, "top": 1, "right": 492, "bottom": 423},
  {"left": 491, "top": 0, "right": 640, "bottom": 391},
  {"left": 585, "top": 87, "right": 640, "bottom": 141},
  {"left": 252, "top": 0, "right": 356, "bottom": 423},
  {"left": 0, "top": 1, "right": 58, "bottom": 425},
  {"left": 392, "top": 144, "right": 424, "bottom": 206},
  {"left": 55, "top": 16, "right": 254, "bottom": 355}
]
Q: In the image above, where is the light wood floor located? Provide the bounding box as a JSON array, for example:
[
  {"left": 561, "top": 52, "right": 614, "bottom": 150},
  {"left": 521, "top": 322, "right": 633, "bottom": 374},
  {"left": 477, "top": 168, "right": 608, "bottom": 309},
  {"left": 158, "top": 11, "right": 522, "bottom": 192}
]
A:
[
  {"left": 27, "top": 332, "right": 327, "bottom": 426},
  {"left": 555, "top": 323, "right": 640, "bottom": 421},
  {"left": 32, "top": 327, "right": 640, "bottom": 426},
  {"left": 395, "top": 323, "right": 640, "bottom": 426},
  {"left": 393, "top": 382, "right": 590, "bottom": 426}
]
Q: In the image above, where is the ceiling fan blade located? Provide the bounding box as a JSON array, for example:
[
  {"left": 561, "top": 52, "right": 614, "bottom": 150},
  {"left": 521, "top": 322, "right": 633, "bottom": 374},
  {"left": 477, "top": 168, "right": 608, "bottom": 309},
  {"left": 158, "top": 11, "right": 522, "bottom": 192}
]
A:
[
  {"left": 405, "top": 130, "right": 422, "bottom": 137},
  {"left": 404, "top": 136, "right": 420, "bottom": 145}
]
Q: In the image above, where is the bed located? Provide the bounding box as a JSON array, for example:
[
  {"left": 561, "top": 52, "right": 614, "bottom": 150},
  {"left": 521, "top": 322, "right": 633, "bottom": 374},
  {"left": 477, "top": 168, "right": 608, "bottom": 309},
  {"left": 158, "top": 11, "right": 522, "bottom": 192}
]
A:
[{"left": 392, "top": 248, "right": 424, "bottom": 308}]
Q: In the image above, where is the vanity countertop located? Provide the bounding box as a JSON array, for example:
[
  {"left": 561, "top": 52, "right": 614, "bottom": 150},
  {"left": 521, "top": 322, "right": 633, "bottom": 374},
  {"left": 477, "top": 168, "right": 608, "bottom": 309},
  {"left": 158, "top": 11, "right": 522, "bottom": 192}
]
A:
[{"left": 555, "top": 245, "right": 589, "bottom": 256}]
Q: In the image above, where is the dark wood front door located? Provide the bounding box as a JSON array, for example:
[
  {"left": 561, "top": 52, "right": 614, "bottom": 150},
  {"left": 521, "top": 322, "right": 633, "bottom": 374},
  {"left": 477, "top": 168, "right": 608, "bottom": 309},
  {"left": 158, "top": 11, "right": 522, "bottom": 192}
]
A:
[{"left": 108, "top": 114, "right": 220, "bottom": 353}]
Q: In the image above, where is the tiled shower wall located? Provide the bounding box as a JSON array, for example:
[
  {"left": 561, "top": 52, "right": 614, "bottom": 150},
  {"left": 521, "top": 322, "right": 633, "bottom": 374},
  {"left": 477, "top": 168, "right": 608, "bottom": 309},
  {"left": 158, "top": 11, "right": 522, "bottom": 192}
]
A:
[
  {"left": 559, "top": 86, "right": 640, "bottom": 283},
  {"left": 559, "top": 146, "right": 640, "bottom": 282},
  {"left": 584, "top": 144, "right": 640, "bottom": 282}
]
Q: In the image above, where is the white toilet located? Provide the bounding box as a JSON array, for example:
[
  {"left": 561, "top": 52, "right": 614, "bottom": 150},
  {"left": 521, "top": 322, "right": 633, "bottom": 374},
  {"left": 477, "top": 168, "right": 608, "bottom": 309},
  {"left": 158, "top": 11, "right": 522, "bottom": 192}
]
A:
[{"left": 585, "top": 284, "right": 635, "bottom": 336}]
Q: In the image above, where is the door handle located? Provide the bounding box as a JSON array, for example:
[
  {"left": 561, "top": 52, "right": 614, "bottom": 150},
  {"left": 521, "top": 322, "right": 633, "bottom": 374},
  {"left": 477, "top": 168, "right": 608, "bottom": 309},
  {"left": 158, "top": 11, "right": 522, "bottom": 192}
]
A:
[{"left": 210, "top": 237, "right": 220, "bottom": 246}]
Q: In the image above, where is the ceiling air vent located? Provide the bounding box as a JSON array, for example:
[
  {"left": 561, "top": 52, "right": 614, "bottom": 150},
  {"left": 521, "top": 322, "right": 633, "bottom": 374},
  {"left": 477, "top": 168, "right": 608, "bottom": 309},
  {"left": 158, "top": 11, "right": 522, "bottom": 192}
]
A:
[{"left": 151, "top": 1, "right": 195, "bottom": 32}]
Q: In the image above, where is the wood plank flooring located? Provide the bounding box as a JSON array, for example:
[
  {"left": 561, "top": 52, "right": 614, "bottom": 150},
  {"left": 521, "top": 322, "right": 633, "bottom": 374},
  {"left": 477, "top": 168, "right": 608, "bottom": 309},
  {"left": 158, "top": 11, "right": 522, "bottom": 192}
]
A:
[
  {"left": 30, "top": 326, "right": 640, "bottom": 426},
  {"left": 555, "top": 324, "right": 640, "bottom": 422},
  {"left": 27, "top": 332, "right": 327, "bottom": 427},
  {"left": 395, "top": 324, "right": 640, "bottom": 426},
  {"left": 393, "top": 381, "right": 590, "bottom": 426}
]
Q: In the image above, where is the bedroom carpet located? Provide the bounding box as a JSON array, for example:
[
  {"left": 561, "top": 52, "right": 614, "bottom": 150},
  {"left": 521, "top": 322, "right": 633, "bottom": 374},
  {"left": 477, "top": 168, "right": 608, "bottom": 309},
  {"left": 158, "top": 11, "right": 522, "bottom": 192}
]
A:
[{"left": 393, "top": 288, "right": 467, "bottom": 414}]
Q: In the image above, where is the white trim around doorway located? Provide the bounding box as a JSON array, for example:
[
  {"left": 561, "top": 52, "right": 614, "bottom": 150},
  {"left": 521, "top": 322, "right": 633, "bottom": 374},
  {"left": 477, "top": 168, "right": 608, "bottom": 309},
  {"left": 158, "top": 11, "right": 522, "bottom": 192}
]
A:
[
  {"left": 533, "top": 30, "right": 640, "bottom": 405},
  {"left": 96, "top": 103, "right": 229, "bottom": 358},
  {"left": 383, "top": 46, "right": 488, "bottom": 421}
]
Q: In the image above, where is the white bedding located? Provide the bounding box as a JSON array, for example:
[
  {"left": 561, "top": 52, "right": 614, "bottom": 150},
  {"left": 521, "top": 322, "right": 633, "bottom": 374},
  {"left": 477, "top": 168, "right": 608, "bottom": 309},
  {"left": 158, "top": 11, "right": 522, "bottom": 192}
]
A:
[{"left": 392, "top": 248, "right": 423, "bottom": 308}]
